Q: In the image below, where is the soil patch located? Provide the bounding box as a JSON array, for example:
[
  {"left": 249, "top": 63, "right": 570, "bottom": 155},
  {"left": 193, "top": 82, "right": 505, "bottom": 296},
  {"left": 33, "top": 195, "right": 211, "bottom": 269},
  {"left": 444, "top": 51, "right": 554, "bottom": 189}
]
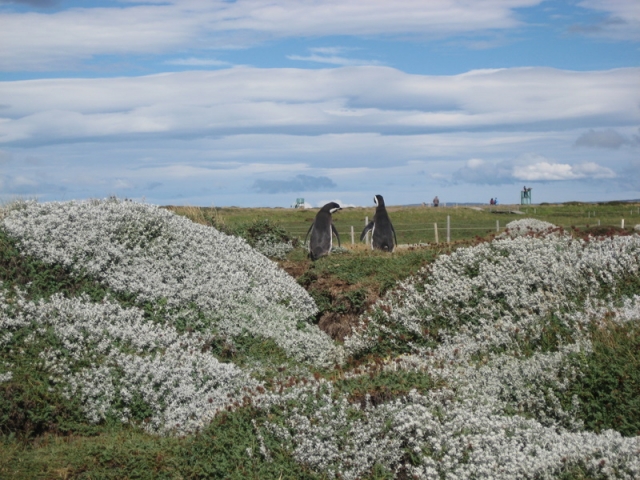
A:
[{"left": 279, "top": 260, "right": 381, "bottom": 341}]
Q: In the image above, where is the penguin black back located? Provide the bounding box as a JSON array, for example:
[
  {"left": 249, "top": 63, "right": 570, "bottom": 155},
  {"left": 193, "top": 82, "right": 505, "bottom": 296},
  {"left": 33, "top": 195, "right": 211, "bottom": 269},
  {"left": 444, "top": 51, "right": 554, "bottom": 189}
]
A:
[
  {"left": 360, "top": 194, "right": 397, "bottom": 251},
  {"left": 305, "top": 202, "right": 341, "bottom": 260}
]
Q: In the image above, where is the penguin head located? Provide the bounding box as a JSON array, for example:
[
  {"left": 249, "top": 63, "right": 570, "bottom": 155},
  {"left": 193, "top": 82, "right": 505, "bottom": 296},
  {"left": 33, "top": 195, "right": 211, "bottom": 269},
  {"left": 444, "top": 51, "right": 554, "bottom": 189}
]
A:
[
  {"left": 373, "top": 195, "right": 385, "bottom": 207},
  {"left": 320, "top": 202, "right": 341, "bottom": 214}
]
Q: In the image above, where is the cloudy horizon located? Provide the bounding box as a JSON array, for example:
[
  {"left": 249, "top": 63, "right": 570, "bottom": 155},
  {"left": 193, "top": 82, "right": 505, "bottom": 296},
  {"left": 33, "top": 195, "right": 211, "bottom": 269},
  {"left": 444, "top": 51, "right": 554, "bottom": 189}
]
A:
[{"left": 1, "top": 0, "right": 639, "bottom": 207}]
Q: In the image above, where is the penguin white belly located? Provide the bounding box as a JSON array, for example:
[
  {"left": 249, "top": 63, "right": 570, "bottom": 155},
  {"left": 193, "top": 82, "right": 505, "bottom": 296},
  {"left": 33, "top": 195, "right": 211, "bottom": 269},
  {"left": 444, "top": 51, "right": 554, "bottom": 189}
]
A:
[{"left": 370, "top": 225, "right": 375, "bottom": 249}]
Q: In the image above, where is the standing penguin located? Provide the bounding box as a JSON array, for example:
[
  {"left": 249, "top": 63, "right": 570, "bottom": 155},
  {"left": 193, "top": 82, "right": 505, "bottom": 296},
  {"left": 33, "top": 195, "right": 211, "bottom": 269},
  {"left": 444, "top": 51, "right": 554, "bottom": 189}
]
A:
[
  {"left": 361, "top": 194, "right": 397, "bottom": 252},
  {"left": 305, "top": 202, "right": 341, "bottom": 260}
]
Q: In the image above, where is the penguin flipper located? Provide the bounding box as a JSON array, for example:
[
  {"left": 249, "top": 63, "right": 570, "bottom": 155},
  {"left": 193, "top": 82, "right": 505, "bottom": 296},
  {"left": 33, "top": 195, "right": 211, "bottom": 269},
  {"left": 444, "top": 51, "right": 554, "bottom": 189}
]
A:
[
  {"left": 331, "top": 223, "right": 341, "bottom": 247},
  {"left": 391, "top": 224, "right": 398, "bottom": 248},
  {"left": 360, "top": 221, "right": 374, "bottom": 241},
  {"left": 304, "top": 223, "right": 314, "bottom": 246}
]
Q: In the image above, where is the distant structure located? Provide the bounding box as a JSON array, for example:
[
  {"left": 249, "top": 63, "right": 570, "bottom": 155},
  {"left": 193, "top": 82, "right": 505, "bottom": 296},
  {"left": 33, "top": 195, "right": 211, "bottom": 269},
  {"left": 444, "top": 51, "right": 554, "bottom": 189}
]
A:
[
  {"left": 293, "top": 197, "right": 305, "bottom": 208},
  {"left": 521, "top": 187, "right": 532, "bottom": 205}
]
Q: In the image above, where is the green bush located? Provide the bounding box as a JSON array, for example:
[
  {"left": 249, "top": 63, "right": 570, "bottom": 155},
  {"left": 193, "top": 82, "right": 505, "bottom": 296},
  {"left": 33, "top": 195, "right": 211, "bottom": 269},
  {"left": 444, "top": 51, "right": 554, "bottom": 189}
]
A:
[{"left": 566, "top": 321, "right": 640, "bottom": 436}]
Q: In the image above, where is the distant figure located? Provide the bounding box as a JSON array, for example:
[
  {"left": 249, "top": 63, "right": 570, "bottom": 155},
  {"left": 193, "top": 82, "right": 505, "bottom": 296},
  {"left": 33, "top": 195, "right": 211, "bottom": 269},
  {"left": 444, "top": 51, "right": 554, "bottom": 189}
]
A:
[
  {"left": 304, "top": 202, "right": 341, "bottom": 260},
  {"left": 490, "top": 198, "right": 495, "bottom": 205},
  {"left": 361, "top": 194, "right": 397, "bottom": 252},
  {"left": 433, "top": 196, "right": 440, "bottom": 207},
  {"left": 495, "top": 197, "right": 499, "bottom": 205},
  {"left": 523, "top": 186, "right": 529, "bottom": 198}
]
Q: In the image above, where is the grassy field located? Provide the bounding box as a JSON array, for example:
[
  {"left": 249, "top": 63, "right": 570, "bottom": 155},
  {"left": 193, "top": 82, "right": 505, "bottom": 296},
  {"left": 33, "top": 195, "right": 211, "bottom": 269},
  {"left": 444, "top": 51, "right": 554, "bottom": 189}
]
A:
[
  {"left": 1, "top": 199, "right": 639, "bottom": 479},
  {"left": 166, "top": 201, "right": 640, "bottom": 246}
]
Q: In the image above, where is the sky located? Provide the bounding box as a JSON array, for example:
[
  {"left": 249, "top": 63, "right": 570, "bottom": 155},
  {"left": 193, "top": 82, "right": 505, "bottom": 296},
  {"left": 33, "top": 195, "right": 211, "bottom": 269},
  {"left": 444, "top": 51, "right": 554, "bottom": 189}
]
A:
[{"left": 0, "top": 0, "right": 639, "bottom": 208}]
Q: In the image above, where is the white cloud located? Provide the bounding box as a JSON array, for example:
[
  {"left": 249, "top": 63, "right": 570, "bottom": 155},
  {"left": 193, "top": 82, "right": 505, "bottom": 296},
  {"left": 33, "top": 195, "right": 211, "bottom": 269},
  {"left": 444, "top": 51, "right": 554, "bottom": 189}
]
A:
[
  {"left": 252, "top": 174, "right": 336, "bottom": 194},
  {"left": 513, "top": 161, "right": 615, "bottom": 181},
  {"left": 514, "top": 162, "right": 575, "bottom": 181},
  {"left": 0, "top": 0, "right": 542, "bottom": 70},
  {"left": 454, "top": 153, "right": 617, "bottom": 184},
  {"left": 288, "top": 47, "right": 380, "bottom": 66},
  {"left": 0, "top": 0, "right": 57, "bottom": 6},
  {"left": 164, "top": 57, "right": 230, "bottom": 67},
  {"left": 317, "top": 199, "right": 356, "bottom": 209},
  {"left": 0, "top": 130, "right": 632, "bottom": 206},
  {"left": 574, "top": 128, "right": 631, "bottom": 149},
  {"left": 113, "top": 179, "right": 133, "bottom": 190},
  {"left": 307, "top": 47, "right": 351, "bottom": 56},
  {"left": 0, "top": 149, "right": 11, "bottom": 164},
  {"left": 574, "top": 0, "right": 640, "bottom": 41},
  {"left": 571, "top": 162, "right": 617, "bottom": 179},
  {"left": 467, "top": 158, "right": 485, "bottom": 168},
  {"left": 13, "top": 174, "right": 38, "bottom": 186},
  {"left": 454, "top": 157, "right": 513, "bottom": 184},
  {"left": 286, "top": 54, "right": 378, "bottom": 67},
  {"left": 1, "top": 66, "right": 638, "bottom": 145}
]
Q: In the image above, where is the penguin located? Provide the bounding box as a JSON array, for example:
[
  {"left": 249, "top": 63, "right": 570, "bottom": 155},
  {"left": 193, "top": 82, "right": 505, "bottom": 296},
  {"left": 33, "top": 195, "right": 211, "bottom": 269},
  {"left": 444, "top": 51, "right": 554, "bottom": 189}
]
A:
[
  {"left": 304, "top": 202, "right": 341, "bottom": 260},
  {"left": 361, "top": 194, "right": 397, "bottom": 252}
]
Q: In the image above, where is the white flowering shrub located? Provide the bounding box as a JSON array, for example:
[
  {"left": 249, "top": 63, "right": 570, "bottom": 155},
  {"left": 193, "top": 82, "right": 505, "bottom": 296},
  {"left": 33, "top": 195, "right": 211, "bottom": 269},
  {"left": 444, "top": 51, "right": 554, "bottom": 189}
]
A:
[
  {"left": 345, "top": 232, "right": 640, "bottom": 360},
  {"left": 1, "top": 199, "right": 340, "bottom": 366},
  {"left": 2, "top": 203, "right": 639, "bottom": 477},
  {"left": 252, "top": 295, "right": 640, "bottom": 479},
  {"left": 255, "top": 354, "right": 640, "bottom": 479},
  {"left": 0, "top": 287, "right": 260, "bottom": 435},
  {"left": 257, "top": 381, "right": 404, "bottom": 480},
  {"left": 268, "top": 225, "right": 640, "bottom": 478},
  {"left": 499, "top": 217, "right": 561, "bottom": 238},
  {"left": 233, "top": 218, "right": 297, "bottom": 260},
  {"left": 254, "top": 235, "right": 294, "bottom": 260}
]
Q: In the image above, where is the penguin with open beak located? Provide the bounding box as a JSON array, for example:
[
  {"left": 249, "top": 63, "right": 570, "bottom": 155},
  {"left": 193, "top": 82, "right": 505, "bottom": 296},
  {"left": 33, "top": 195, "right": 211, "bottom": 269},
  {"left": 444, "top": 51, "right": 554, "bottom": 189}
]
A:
[
  {"left": 361, "top": 194, "right": 397, "bottom": 252},
  {"left": 305, "top": 202, "right": 341, "bottom": 260}
]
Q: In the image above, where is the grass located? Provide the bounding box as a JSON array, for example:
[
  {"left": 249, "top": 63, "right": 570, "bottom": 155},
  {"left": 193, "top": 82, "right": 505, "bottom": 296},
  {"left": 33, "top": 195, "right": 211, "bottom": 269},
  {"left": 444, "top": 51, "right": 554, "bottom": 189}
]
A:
[
  {"left": 1, "top": 408, "right": 325, "bottom": 480},
  {"left": 562, "top": 320, "right": 640, "bottom": 437},
  {"left": 1, "top": 201, "right": 639, "bottom": 479},
  {"left": 0, "top": 229, "right": 110, "bottom": 303},
  {"left": 332, "top": 370, "right": 444, "bottom": 408},
  {"left": 166, "top": 201, "right": 640, "bottom": 246}
]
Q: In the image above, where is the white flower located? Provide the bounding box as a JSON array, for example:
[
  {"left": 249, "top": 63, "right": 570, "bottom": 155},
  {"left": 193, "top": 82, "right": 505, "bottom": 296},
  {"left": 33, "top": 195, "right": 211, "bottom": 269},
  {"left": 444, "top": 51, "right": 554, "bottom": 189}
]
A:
[{"left": 2, "top": 199, "right": 341, "bottom": 366}]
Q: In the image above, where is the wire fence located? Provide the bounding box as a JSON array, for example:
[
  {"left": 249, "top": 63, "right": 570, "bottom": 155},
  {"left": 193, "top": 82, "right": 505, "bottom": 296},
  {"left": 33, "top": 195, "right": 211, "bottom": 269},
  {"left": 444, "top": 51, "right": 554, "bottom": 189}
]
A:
[{"left": 284, "top": 216, "right": 635, "bottom": 246}]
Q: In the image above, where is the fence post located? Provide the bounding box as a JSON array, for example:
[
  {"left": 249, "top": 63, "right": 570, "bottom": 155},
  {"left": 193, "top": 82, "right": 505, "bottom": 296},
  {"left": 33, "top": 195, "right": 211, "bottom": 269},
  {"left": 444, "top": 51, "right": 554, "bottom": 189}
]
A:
[
  {"left": 496, "top": 220, "right": 500, "bottom": 232},
  {"left": 446, "top": 215, "right": 450, "bottom": 243},
  {"left": 350, "top": 226, "right": 354, "bottom": 245},
  {"left": 621, "top": 219, "right": 625, "bottom": 229},
  {"left": 434, "top": 223, "right": 439, "bottom": 244},
  {"left": 598, "top": 219, "right": 600, "bottom": 226}
]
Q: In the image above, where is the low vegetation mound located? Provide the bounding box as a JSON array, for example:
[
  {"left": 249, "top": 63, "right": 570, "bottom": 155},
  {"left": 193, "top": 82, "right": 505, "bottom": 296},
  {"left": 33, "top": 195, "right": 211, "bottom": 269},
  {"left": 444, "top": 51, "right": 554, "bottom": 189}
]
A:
[
  {"left": 1, "top": 206, "right": 639, "bottom": 479},
  {"left": 1, "top": 200, "right": 344, "bottom": 435},
  {"left": 1, "top": 199, "right": 339, "bottom": 366},
  {"left": 499, "top": 217, "right": 561, "bottom": 238}
]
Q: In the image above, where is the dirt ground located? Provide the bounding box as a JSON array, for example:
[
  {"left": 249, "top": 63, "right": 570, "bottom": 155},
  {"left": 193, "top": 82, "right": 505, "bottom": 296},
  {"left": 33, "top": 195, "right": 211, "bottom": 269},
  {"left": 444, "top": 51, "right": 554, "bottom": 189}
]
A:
[{"left": 279, "top": 259, "right": 381, "bottom": 341}]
